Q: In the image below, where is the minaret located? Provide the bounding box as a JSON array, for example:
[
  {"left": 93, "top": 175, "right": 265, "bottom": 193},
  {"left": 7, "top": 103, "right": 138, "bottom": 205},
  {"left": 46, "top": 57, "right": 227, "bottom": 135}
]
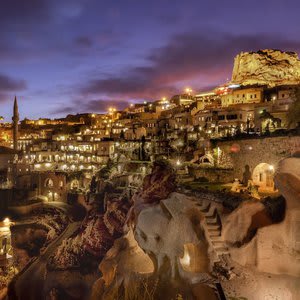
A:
[{"left": 12, "top": 96, "right": 19, "bottom": 151}]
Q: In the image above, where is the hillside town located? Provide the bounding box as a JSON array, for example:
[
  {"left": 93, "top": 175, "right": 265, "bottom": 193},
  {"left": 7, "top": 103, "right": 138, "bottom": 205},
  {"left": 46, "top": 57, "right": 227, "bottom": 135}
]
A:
[
  {"left": 0, "top": 49, "right": 299, "bottom": 300},
  {"left": 0, "top": 49, "right": 300, "bottom": 205}
]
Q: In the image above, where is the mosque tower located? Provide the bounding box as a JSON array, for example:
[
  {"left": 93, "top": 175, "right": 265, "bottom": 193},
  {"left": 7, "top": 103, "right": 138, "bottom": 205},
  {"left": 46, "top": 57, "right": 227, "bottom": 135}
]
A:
[{"left": 12, "top": 96, "right": 19, "bottom": 151}]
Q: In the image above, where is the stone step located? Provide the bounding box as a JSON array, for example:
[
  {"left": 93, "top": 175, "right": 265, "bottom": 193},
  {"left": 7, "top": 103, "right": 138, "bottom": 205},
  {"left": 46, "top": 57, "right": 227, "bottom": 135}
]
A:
[
  {"left": 215, "top": 246, "right": 229, "bottom": 253},
  {"left": 210, "top": 236, "right": 223, "bottom": 242},
  {"left": 217, "top": 251, "right": 230, "bottom": 257},
  {"left": 211, "top": 258, "right": 221, "bottom": 264},
  {"left": 212, "top": 240, "right": 225, "bottom": 246},
  {"left": 205, "top": 212, "right": 217, "bottom": 220},
  {"left": 207, "top": 224, "right": 220, "bottom": 230},
  {"left": 209, "top": 232, "right": 221, "bottom": 238},
  {"left": 205, "top": 208, "right": 218, "bottom": 218},
  {"left": 200, "top": 203, "right": 211, "bottom": 213},
  {"left": 205, "top": 218, "right": 218, "bottom": 225}
]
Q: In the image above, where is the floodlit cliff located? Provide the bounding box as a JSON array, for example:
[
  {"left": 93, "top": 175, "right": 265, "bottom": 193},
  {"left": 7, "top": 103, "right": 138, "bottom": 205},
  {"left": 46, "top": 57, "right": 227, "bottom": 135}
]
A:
[{"left": 231, "top": 49, "right": 300, "bottom": 86}]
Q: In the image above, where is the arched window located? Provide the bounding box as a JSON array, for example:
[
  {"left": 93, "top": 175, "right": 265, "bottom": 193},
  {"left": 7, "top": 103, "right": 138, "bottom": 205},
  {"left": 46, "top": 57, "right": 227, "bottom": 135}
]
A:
[
  {"left": 45, "top": 178, "right": 54, "bottom": 188},
  {"left": 70, "top": 179, "right": 79, "bottom": 190}
]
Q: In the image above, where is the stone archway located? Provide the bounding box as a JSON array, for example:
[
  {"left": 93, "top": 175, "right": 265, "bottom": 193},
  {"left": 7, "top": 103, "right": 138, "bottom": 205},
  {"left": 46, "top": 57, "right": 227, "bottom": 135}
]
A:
[
  {"left": 199, "top": 153, "right": 214, "bottom": 166},
  {"left": 252, "top": 163, "right": 275, "bottom": 192}
]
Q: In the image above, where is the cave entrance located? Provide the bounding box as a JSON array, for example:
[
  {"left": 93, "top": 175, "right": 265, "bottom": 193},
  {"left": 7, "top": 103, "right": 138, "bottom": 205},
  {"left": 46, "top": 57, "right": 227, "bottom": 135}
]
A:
[
  {"left": 179, "top": 243, "right": 209, "bottom": 273},
  {"left": 252, "top": 163, "right": 275, "bottom": 192}
]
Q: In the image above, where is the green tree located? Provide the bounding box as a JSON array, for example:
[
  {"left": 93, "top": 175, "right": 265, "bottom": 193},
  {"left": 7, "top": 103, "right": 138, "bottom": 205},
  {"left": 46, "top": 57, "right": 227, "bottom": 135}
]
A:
[{"left": 287, "top": 87, "right": 300, "bottom": 128}]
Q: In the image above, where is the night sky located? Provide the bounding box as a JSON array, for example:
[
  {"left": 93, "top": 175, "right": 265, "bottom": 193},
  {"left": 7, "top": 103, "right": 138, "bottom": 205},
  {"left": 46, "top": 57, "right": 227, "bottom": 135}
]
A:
[{"left": 0, "top": 0, "right": 300, "bottom": 120}]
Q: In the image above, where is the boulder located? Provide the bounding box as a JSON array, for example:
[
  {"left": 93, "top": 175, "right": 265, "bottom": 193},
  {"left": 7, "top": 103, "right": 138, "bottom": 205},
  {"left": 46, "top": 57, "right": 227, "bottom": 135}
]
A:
[
  {"left": 223, "top": 200, "right": 272, "bottom": 247},
  {"left": 275, "top": 156, "right": 300, "bottom": 209},
  {"left": 135, "top": 192, "right": 210, "bottom": 278},
  {"left": 226, "top": 155, "right": 300, "bottom": 277}
]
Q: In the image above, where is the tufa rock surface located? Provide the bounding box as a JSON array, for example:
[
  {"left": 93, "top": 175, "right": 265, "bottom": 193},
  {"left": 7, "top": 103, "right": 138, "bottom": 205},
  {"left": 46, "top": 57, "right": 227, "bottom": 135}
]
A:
[{"left": 231, "top": 49, "right": 300, "bottom": 86}]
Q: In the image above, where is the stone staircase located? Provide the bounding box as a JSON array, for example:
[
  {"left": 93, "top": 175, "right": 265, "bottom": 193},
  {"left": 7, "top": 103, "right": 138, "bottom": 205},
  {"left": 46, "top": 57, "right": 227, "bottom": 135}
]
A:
[{"left": 190, "top": 197, "right": 230, "bottom": 263}]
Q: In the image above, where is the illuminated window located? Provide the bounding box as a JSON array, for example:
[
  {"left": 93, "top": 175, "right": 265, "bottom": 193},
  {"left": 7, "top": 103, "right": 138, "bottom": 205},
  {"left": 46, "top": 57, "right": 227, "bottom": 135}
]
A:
[{"left": 45, "top": 178, "right": 54, "bottom": 188}]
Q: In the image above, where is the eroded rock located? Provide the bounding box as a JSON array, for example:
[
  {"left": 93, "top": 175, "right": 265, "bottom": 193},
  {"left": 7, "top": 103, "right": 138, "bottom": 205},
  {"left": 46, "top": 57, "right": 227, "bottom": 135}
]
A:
[
  {"left": 223, "top": 200, "right": 272, "bottom": 247},
  {"left": 231, "top": 49, "right": 300, "bottom": 86}
]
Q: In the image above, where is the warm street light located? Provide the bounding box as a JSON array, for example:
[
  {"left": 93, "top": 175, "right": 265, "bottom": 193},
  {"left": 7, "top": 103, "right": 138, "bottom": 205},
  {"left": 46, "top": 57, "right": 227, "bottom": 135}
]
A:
[
  {"left": 3, "top": 218, "right": 10, "bottom": 225},
  {"left": 185, "top": 88, "right": 193, "bottom": 95}
]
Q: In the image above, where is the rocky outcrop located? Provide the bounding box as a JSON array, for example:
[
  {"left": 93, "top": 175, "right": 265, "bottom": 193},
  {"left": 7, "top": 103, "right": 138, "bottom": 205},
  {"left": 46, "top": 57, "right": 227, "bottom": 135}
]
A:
[
  {"left": 48, "top": 196, "right": 131, "bottom": 270},
  {"left": 90, "top": 229, "right": 155, "bottom": 300},
  {"left": 91, "top": 192, "right": 219, "bottom": 300},
  {"left": 222, "top": 200, "right": 273, "bottom": 247},
  {"left": 135, "top": 192, "right": 210, "bottom": 278},
  {"left": 127, "top": 159, "right": 176, "bottom": 225},
  {"left": 231, "top": 49, "right": 300, "bottom": 86},
  {"left": 275, "top": 155, "right": 300, "bottom": 209},
  {"left": 90, "top": 160, "right": 225, "bottom": 300},
  {"left": 225, "top": 154, "right": 300, "bottom": 278}
]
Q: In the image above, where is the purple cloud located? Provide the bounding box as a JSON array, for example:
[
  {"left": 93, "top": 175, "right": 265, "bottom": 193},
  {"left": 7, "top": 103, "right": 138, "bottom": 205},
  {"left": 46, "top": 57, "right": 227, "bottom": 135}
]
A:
[
  {"left": 78, "top": 31, "right": 300, "bottom": 102},
  {"left": 74, "top": 36, "right": 94, "bottom": 48},
  {"left": 0, "top": 74, "right": 27, "bottom": 92}
]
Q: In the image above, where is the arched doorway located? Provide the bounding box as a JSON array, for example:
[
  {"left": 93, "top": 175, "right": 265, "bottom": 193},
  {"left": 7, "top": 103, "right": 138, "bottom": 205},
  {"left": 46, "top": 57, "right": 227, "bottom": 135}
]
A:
[
  {"left": 252, "top": 163, "right": 275, "bottom": 192},
  {"left": 47, "top": 191, "right": 59, "bottom": 202}
]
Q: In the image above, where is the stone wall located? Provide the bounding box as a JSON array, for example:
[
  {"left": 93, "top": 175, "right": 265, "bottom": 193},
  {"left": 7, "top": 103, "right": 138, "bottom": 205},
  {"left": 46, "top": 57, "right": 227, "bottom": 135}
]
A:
[
  {"left": 188, "top": 167, "right": 234, "bottom": 183},
  {"left": 216, "top": 135, "right": 300, "bottom": 182},
  {"left": 8, "top": 202, "right": 43, "bottom": 216}
]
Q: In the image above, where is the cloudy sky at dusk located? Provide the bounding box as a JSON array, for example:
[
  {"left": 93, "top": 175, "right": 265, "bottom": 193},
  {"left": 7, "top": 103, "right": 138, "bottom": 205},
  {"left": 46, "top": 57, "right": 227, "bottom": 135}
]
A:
[{"left": 0, "top": 0, "right": 300, "bottom": 119}]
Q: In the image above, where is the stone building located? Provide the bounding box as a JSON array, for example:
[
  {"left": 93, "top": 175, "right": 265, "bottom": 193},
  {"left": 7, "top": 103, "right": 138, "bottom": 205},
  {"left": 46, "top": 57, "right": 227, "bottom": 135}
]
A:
[{"left": 221, "top": 86, "right": 263, "bottom": 107}]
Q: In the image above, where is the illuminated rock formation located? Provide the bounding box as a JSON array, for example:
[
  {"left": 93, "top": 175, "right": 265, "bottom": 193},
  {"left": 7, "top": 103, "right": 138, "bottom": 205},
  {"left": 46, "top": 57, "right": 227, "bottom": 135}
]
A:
[
  {"left": 224, "top": 154, "right": 300, "bottom": 278},
  {"left": 135, "top": 192, "right": 210, "bottom": 278},
  {"left": 127, "top": 159, "right": 176, "bottom": 225},
  {"left": 92, "top": 193, "right": 218, "bottom": 300},
  {"left": 231, "top": 49, "right": 300, "bottom": 86},
  {"left": 91, "top": 161, "right": 220, "bottom": 299},
  {"left": 275, "top": 155, "right": 300, "bottom": 209}
]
